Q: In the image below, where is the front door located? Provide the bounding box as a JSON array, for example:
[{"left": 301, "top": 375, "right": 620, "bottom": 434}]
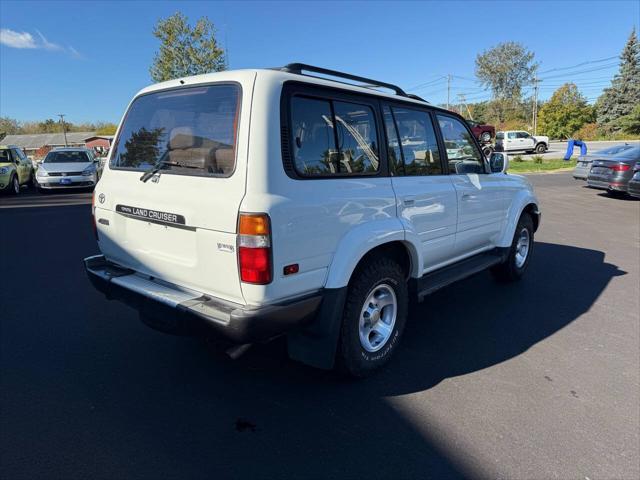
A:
[
  {"left": 517, "top": 131, "right": 535, "bottom": 151},
  {"left": 383, "top": 105, "right": 457, "bottom": 272},
  {"left": 436, "top": 114, "right": 506, "bottom": 256}
]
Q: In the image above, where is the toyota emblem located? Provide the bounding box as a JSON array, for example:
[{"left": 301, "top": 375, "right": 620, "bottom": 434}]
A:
[{"left": 98, "top": 193, "right": 105, "bottom": 204}]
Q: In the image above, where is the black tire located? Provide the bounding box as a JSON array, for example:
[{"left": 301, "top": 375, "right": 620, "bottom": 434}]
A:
[
  {"left": 491, "top": 213, "right": 534, "bottom": 282},
  {"left": 337, "top": 256, "right": 408, "bottom": 377},
  {"left": 10, "top": 174, "right": 20, "bottom": 195},
  {"left": 535, "top": 143, "right": 546, "bottom": 154},
  {"left": 480, "top": 132, "right": 492, "bottom": 143}
]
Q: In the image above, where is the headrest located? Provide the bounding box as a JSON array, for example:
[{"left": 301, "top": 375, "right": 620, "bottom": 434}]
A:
[{"left": 169, "top": 127, "right": 196, "bottom": 149}]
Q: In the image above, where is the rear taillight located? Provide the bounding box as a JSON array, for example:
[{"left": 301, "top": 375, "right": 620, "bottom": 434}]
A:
[
  {"left": 238, "top": 213, "right": 272, "bottom": 284},
  {"left": 611, "top": 164, "right": 631, "bottom": 172},
  {"left": 91, "top": 192, "right": 98, "bottom": 241}
]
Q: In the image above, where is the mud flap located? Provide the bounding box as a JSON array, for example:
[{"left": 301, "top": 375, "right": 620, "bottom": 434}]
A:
[{"left": 286, "top": 287, "right": 347, "bottom": 370}]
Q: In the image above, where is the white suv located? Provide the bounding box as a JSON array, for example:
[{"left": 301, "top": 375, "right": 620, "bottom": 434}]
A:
[
  {"left": 85, "top": 64, "right": 541, "bottom": 377},
  {"left": 496, "top": 130, "right": 548, "bottom": 154}
]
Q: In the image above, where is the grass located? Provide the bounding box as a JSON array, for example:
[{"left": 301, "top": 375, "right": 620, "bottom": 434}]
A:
[{"left": 507, "top": 158, "right": 576, "bottom": 173}]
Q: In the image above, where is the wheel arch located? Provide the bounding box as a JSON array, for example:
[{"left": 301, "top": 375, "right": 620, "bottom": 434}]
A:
[{"left": 324, "top": 219, "right": 420, "bottom": 289}]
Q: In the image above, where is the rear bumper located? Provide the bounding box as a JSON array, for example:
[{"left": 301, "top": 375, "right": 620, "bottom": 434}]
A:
[
  {"left": 587, "top": 178, "right": 627, "bottom": 191},
  {"left": 84, "top": 255, "right": 323, "bottom": 343}
]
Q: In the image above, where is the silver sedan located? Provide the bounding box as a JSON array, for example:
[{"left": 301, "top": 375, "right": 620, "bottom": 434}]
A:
[{"left": 36, "top": 148, "right": 99, "bottom": 192}]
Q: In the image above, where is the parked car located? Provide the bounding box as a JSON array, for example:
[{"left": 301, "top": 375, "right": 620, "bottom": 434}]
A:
[
  {"left": 35, "top": 147, "right": 99, "bottom": 192},
  {"left": 466, "top": 120, "right": 495, "bottom": 143},
  {"left": 573, "top": 143, "right": 636, "bottom": 180},
  {"left": 495, "top": 131, "right": 548, "bottom": 154},
  {"left": 587, "top": 146, "right": 640, "bottom": 196},
  {"left": 0, "top": 145, "right": 34, "bottom": 194},
  {"left": 627, "top": 164, "right": 640, "bottom": 199},
  {"left": 84, "top": 64, "right": 541, "bottom": 377}
]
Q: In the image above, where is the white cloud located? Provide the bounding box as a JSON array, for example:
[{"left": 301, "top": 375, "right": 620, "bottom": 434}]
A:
[
  {"left": 0, "top": 29, "right": 37, "bottom": 49},
  {"left": 35, "top": 30, "right": 63, "bottom": 51},
  {"left": 0, "top": 28, "right": 82, "bottom": 58}
]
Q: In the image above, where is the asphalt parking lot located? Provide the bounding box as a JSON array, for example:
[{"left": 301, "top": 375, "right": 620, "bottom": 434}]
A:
[{"left": 1, "top": 174, "right": 638, "bottom": 480}]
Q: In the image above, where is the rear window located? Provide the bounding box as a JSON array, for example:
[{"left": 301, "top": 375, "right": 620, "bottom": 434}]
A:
[
  {"left": 44, "top": 151, "right": 90, "bottom": 163},
  {"left": 290, "top": 96, "right": 380, "bottom": 177},
  {"left": 110, "top": 84, "right": 240, "bottom": 177}
]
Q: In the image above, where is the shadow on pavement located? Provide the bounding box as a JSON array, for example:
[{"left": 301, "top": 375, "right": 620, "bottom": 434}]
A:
[{"left": 0, "top": 203, "right": 625, "bottom": 479}]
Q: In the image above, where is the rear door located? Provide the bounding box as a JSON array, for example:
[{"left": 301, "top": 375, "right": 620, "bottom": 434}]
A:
[
  {"left": 94, "top": 74, "right": 255, "bottom": 305},
  {"left": 384, "top": 104, "right": 457, "bottom": 271}
]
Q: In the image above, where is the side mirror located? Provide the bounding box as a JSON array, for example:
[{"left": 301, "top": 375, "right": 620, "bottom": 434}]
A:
[{"left": 489, "top": 152, "right": 509, "bottom": 173}]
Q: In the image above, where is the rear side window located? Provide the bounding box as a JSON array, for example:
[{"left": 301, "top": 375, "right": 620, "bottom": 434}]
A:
[
  {"left": 386, "top": 105, "right": 443, "bottom": 176},
  {"left": 290, "top": 96, "right": 379, "bottom": 176},
  {"left": 111, "top": 84, "right": 240, "bottom": 177}
]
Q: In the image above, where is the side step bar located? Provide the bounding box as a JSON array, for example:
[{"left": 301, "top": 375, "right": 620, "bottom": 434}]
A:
[{"left": 416, "top": 248, "right": 509, "bottom": 300}]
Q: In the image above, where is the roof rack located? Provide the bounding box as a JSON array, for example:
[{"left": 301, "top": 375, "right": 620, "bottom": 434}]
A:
[{"left": 279, "top": 63, "right": 417, "bottom": 100}]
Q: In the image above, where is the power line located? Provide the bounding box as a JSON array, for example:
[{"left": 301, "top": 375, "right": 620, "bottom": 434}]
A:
[
  {"left": 538, "top": 55, "right": 618, "bottom": 74},
  {"left": 539, "top": 62, "right": 619, "bottom": 80}
]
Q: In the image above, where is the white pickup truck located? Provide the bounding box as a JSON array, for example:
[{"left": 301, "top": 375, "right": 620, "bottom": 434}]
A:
[{"left": 496, "top": 131, "right": 549, "bottom": 154}]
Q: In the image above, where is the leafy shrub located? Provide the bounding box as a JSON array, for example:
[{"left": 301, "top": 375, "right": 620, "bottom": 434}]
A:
[
  {"left": 513, "top": 155, "right": 524, "bottom": 162},
  {"left": 532, "top": 155, "right": 544, "bottom": 164},
  {"left": 571, "top": 122, "right": 599, "bottom": 141}
]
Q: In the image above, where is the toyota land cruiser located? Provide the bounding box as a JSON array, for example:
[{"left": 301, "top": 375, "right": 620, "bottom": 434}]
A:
[{"left": 85, "top": 64, "right": 541, "bottom": 377}]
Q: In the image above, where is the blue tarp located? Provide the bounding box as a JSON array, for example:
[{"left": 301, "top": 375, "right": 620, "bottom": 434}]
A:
[{"left": 564, "top": 139, "right": 587, "bottom": 160}]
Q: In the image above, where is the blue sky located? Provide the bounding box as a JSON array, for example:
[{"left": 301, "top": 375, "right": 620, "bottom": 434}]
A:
[{"left": 1, "top": 0, "right": 638, "bottom": 124}]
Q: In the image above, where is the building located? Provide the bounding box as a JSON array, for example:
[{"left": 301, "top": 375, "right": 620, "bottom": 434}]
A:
[
  {"left": 84, "top": 135, "right": 114, "bottom": 156},
  {"left": 0, "top": 132, "right": 96, "bottom": 159}
]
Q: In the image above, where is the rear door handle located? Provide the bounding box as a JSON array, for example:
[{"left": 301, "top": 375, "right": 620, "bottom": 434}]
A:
[
  {"left": 403, "top": 196, "right": 415, "bottom": 206},
  {"left": 461, "top": 193, "right": 476, "bottom": 201}
]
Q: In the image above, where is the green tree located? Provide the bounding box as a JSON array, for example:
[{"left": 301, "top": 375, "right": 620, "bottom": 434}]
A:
[
  {"left": 617, "top": 104, "right": 640, "bottom": 135},
  {"left": 0, "top": 117, "right": 21, "bottom": 136},
  {"left": 596, "top": 28, "right": 640, "bottom": 129},
  {"left": 95, "top": 122, "right": 118, "bottom": 135},
  {"left": 149, "top": 12, "right": 226, "bottom": 83},
  {"left": 538, "top": 83, "right": 595, "bottom": 139},
  {"left": 475, "top": 42, "right": 538, "bottom": 100},
  {"left": 37, "top": 118, "right": 70, "bottom": 133}
]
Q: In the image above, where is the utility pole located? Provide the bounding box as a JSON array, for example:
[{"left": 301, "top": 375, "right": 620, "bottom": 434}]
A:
[
  {"left": 57, "top": 114, "right": 68, "bottom": 147},
  {"left": 532, "top": 76, "right": 539, "bottom": 136},
  {"left": 446, "top": 74, "right": 451, "bottom": 110}
]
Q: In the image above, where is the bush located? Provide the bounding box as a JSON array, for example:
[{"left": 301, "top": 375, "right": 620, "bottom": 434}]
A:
[
  {"left": 572, "top": 122, "right": 599, "bottom": 141},
  {"left": 513, "top": 155, "right": 524, "bottom": 162},
  {"left": 532, "top": 155, "right": 544, "bottom": 164}
]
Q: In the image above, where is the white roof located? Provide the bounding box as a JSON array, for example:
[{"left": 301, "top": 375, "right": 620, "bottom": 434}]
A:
[
  {"left": 132, "top": 68, "right": 441, "bottom": 111},
  {"left": 1, "top": 132, "right": 95, "bottom": 149}
]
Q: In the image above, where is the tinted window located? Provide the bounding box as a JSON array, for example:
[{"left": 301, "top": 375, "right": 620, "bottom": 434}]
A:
[
  {"left": 507, "top": 132, "right": 517, "bottom": 139},
  {"left": 334, "top": 101, "right": 379, "bottom": 173},
  {"left": 383, "top": 106, "right": 402, "bottom": 174},
  {"left": 0, "top": 149, "right": 12, "bottom": 162},
  {"left": 392, "top": 106, "right": 443, "bottom": 176},
  {"left": 44, "top": 151, "right": 90, "bottom": 163},
  {"left": 290, "top": 96, "right": 379, "bottom": 176},
  {"left": 111, "top": 84, "right": 240, "bottom": 176},
  {"left": 496, "top": 132, "right": 504, "bottom": 140},
  {"left": 291, "top": 97, "right": 337, "bottom": 175},
  {"left": 517, "top": 131, "right": 530, "bottom": 139},
  {"left": 437, "top": 115, "right": 485, "bottom": 174}
]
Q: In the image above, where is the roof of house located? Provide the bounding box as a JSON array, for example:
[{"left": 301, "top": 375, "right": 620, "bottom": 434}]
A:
[
  {"left": 84, "top": 135, "right": 115, "bottom": 141},
  {"left": 1, "top": 132, "right": 96, "bottom": 149}
]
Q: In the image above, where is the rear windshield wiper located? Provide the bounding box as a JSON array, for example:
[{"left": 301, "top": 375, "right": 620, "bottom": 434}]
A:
[{"left": 139, "top": 160, "right": 201, "bottom": 182}]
